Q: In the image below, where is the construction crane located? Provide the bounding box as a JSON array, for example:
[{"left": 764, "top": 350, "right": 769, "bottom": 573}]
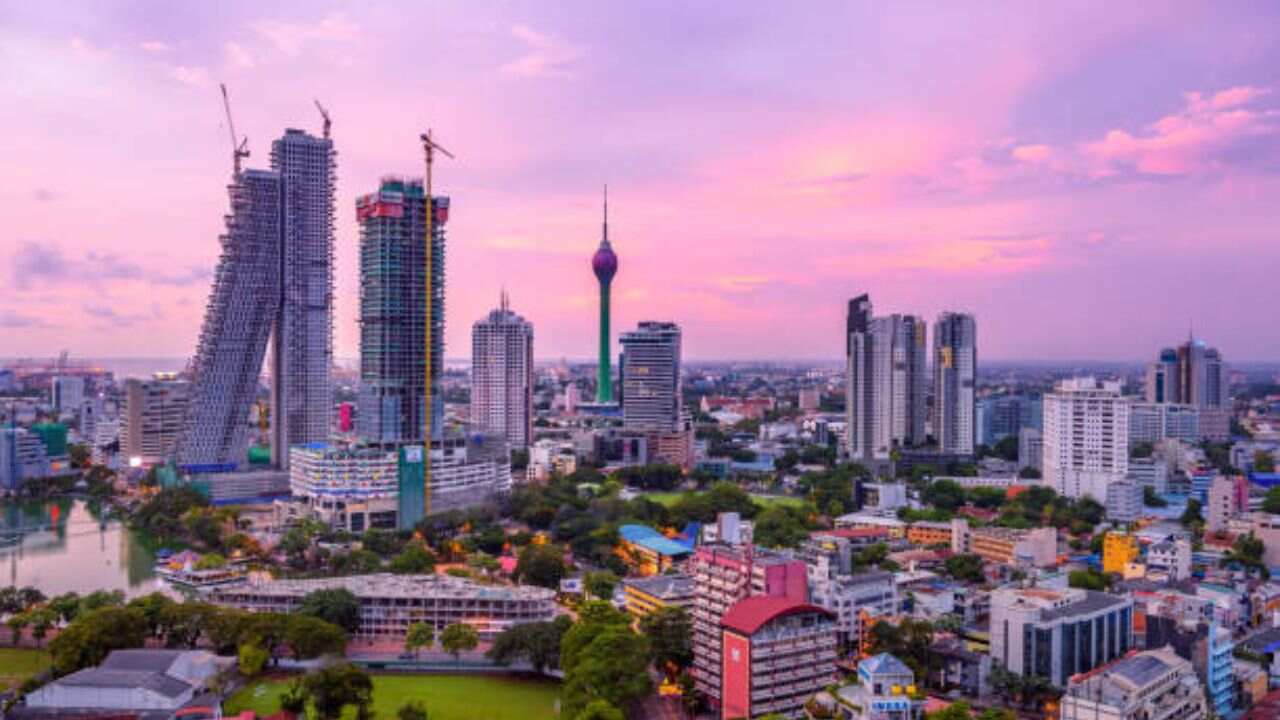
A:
[
  {"left": 314, "top": 99, "right": 332, "bottom": 139},
  {"left": 419, "top": 129, "right": 454, "bottom": 519},
  {"left": 219, "top": 83, "right": 249, "bottom": 175}
]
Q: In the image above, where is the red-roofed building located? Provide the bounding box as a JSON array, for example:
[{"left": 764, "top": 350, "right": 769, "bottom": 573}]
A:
[{"left": 720, "top": 596, "right": 837, "bottom": 720}]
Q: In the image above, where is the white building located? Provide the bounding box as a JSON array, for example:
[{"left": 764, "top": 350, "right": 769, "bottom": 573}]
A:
[
  {"left": 289, "top": 443, "right": 400, "bottom": 532},
  {"left": 470, "top": 294, "right": 534, "bottom": 449},
  {"left": 25, "top": 649, "right": 232, "bottom": 714},
  {"left": 990, "top": 586, "right": 1134, "bottom": 686},
  {"left": 1128, "top": 402, "right": 1200, "bottom": 445},
  {"left": 1105, "top": 480, "right": 1143, "bottom": 523},
  {"left": 121, "top": 375, "right": 190, "bottom": 466},
  {"left": 1018, "top": 427, "right": 1043, "bottom": 472},
  {"left": 1206, "top": 475, "right": 1235, "bottom": 534},
  {"left": 1126, "top": 457, "right": 1169, "bottom": 494},
  {"left": 1060, "top": 647, "right": 1205, "bottom": 720},
  {"left": 1146, "top": 537, "right": 1192, "bottom": 581},
  {"left": 933, "top": 312, "right": 976, "bottom": 455},
  {"left": 846, "top": 295, "right": 927, "bottom": 461},
  {"left": 1043, "top": 377, "right": 1129, "bottom": 500},
  {"left": 52, "top": 375, "right": 85, "bottom": 415},
  {"left": 810, "top": 570, "right": 898, "bottom": 648}
]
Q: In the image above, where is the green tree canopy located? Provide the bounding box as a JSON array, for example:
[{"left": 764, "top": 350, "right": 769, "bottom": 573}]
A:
[
  {"left": 639, "top": 606, "right": 693, "bottom": 674},
  {"left": 515, "top": 543, "right": 567, "bottom": 588},
  {"left": 298, "top": 588, "right": 361, "bottom": 633},
  {"left": 303, "top": 661, "right": 374, "bottom": 720},
  {"left": 440, "top": 623, "right": 480, "bottom": 661},
  {"left": 405, "top": 622, "right": 436, "bottom": 658}
]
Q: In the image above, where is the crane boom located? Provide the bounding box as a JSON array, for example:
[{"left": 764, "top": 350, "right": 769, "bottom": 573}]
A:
[
  {"left": 220, "top": 83, "right": 249, "bottom": 175},
  {"left": 418, "top": 129, "right": 454, "bottom": 520},
  {"left": 314, "top": 99, "right": 332, "bottom": 139}
]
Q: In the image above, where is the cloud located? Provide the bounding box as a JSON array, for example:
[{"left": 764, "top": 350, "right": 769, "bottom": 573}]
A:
[
  {"left": 224, "top": 41, "right": 255, "bottom": 68},
  {"left": 139, "top": 40, "right": 171, "bottom": 53},
  {"left": 82, "top": 303, "right": 150, "bottom": 327},
  {"left": 10, "top": 242, "right": 210, "bottom": 290},
  {"left": 69, "top": 36, "right": 111, "bottom": 60},
  {"left": 1011, "top": 144, "right": 1053, "bottom": 163},
  {"left": 252, "top": 12, "right": 360, "bottom": 54},
  {"left": 33, "top": 188, "right": 57, "bottom": 202},
  {"left": 167, "top": 65, "right": 211, "bottom": 87},
  {"left": 0, "top": 310, "right": 46, "bottom": 328},
  {"left": 501, "top": 24, "right": 580, "bottom": 79}
]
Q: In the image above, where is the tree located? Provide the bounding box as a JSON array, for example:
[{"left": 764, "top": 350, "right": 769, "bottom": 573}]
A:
[
  {"left": 49, "top": 606, "right": 149, "bottom": 675},
  {"left": 440, "top": 622, "right": 479, "bottom": 662},
  {"left": 562, "top": 625, "right": 653, "bottom": 719},
  {"left": 1264, "top": 487, "right": 1280, "bottom": 515},
  {"left": 639, "top": 606, "right": 693, "bottom": 674},
  {"left": 6, "top": 612, "right": 28, "bottom": 645},
  {"left": 584, "top": 571, "right": 619, "bottom": 600},
  {"left": 397, "top": 701, "right": 430, "bottom": 720},
  {"left": 303, "top": 661, "right": 374, "bottom": 720},
  {"left": 1068, "top": 568, "right": 1110, "bottom": 591},
  {"left": 279, "top": 678, "right": 308, "bottom": 713},
  {"left": 993, "top": 435, "right": 1019, "bottom": 461},
  {"left": 80, "top": 589, "right": 126, "bottom": 613},
  {"left": 922, "top": 479, "right": 965, "bottom": 512},
  {"left": 754, "top": 504, "right": 811, "bottom": 548},
  {"left": 361, "top": 528, "right": 405, "bottom": 557},
  {"left": 944, "top": 553, "right": 986, "bottom": 583},
  {"left": 1130, "top": 442, "right": 1155, "bottom": 459},
  {"left": 978, "top": 708, "right": 1016, "bottom": 720},
  {"left": 26, "top": 607, "right": 57, "bottom": 647},
  {"left": 298, "top": 588, "right": 361, "bottom": 633},
  {"left": 1144, "top": 486, "right": 1169, "bottom": 508},
  {"left": 1181, "top": 498, "right": 1204, "bottom": 527},
  {"left": 284, "top": 614, "right": 348, "bottom": 660},
  {"left": 128, "top": 592, "right": 176, "bottom": 638},
  {"left": 239, "top": 642, "right": 270, "bottom": 678},
  {"left": 157, "top": 601, "right": 220, "bottom": 648},
  {"left": 194, "top": 552, "right": 227, "bottom": 570},
  {"left": 487, "top": 617, "right": 571, "bottom": 674},
  {"left": 1257, "top": 451, "right": 1276, "bottom": 474},
  {"left": 48, "top": 592, "right": 82, "bottom": 624},
  {"left": 390, "top": 544, "right": 438, "bottom": 574},
  {"left": 926, "top": 701, "right": 972, "bottom": 720},
  {"left": 575, "top": 700, "right": 625, "bottom": 720},
  {"left": 515, "top": 543, "right": 567, "bottom": 588},
  {"left": 1018, "top": 466, "right": 1042, "bottom": 479},
  {"left": 405, "top": 622, "right": 435, "bottom": 659}
]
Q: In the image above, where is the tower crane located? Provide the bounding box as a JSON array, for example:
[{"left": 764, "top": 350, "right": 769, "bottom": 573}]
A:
[
  {"left": 314, "top": 99, "right": 332, "bottom": 139},
  {"left": 219, "top": 83, "right": 249, "bottom": 175},
  {"left": 418, "top": 129, "right": 454, "bottom": 518}
]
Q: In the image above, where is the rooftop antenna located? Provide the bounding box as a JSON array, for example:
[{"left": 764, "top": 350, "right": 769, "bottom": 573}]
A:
[
  {"left": 219, "top": 83, "right": 249, "bottom": 175},
  {"left": 313, "top": 99, "right": 332, "bottom": 139}
]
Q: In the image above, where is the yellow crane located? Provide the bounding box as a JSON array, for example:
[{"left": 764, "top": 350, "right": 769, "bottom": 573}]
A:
[
  {"left": 419, "top": 129, "right": 453, "bottom": 518},
  {"left": 219, "top": 83, "right": 249, "bottom": 175}
]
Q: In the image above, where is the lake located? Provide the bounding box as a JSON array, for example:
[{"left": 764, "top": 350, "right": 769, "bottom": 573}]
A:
[{"left": 0, "top": 498, "right": 160, "bottom": 597}]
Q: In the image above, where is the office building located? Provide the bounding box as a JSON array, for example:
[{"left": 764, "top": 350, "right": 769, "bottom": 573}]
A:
[
  {"left": 1018, "top": 427, "right": 1043, "bottom": 472},
  {"left": 1043, "top": 377, "right": 1129, "bottom": 500},
  {"left": 123, "top": 376, "right": 191, "bottom": 466},
  {"left": 1, "top": 427, "right": 54, "bottom": 491},
  {"left": 211, "top": 572, "right": 555, "bottom": 641},
  {"left": 990, "top": 586, "right": 1133, "bottom": 687},
  {"left": 289, "top": 443, "right": 400, "bottom": 532},
  {"left": 719, "top": 596, "right": 838, "bottom": 720},
  {"left": 845, "top": 295, "right": 927, "bottom": 461},
  {"left": 976, "top": 394, "right": 1042, "bottom": 446},
  {"left": 933, "top": 312, "right": 976, "bottom": 454},
  {"left": 620, "top": 321, "right": 682, "bottom": 431},
  {"left": 808, "top": 569, "right": 897, "bottom": 649},
  {"left": 690, "top": 544, "right": 808, "bottom": 703},
  {"left": 51, "top": 375, "right": 84, "bottom": 415},
  {"left": 1128, "top": 402, "right": 1200, "bottom": 445},
  {"left": 1060, "top": 647, "right": 1205, "bottom": 720},
  {"left": 1105, "top": 480, "right": 1143, "bottom": 523},
  {"left": 1126, "top": 457, "right": 1169, "bottom": 494},
  {"left": 592, "top": 188, "right": 618, "bottom": 403},
  {"left": 471, "top": 293, "right": 534, "bottom": 449},
  {"left": 355, "top": 177, "right": 447, "bottom": 444},
  {"left": 1145, "top": 339, "right": 1229, "bottom": 441},
  {"left": 836, "top": 653, "right": 924, "bottom": 720}
]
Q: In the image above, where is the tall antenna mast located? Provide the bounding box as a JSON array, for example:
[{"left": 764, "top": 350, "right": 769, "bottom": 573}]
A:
[{"left": 219, "top": 83, "right": 249, "bottom": 175}]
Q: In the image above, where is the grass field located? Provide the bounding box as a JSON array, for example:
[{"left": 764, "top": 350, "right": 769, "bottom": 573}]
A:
[
  {"left": 0, "top": 648, "right": 51, "bottom": 690},
  {"left": 643, "top": 491, "right": 807, "bottom": 509},
  {"left": 224, "top": 673, "right": 560, "bottom": 720}
]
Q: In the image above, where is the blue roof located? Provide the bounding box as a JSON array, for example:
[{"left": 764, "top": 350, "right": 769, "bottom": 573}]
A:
[
  {"left": 859, "top": 653, "right": 913, "bottom": 677},
  {"left": 1251, "top": 473, "right": 1280, "bottom": 487},
  {"left": 619, "top": 524, "right": 692, "bottom": 557}
]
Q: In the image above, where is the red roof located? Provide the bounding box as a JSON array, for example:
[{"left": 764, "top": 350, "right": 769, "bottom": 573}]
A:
[
  {"left": 720, "top": 596, "right": 831, "bottom": 635},
  {"left": 813, "top": 527, "right": 888, "bottom": 539}
]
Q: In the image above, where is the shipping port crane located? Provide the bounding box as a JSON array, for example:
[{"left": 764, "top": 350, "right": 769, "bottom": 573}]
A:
[
  {"left": 419, "top": 129, "right": 453, "bottom": 518},
  {"left": 219, "top": 83, "right": 249, "bottom": 175}
]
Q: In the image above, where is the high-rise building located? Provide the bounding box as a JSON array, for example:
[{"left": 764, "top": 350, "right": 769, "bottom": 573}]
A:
[
  {"left": 1145, "top": 339, "right": 1229, "bottom": 441},
  {"left": 178, "top": 168, "right": 281, "bottom": 468},
  {"left": 934, "top": 312, "right": 976, "bottom": 454},
  {"left": 179, "top": 126, "right": 334, "bottom": 470},
  {"left": 591, "top": 188, "right": 618, "bottom": 403},
  {"left": 354, "top": 178, "right": 449, "bottom": 444},
  {"left": 52, "top": 376, "right": 85, "bottom": 415},
  {"left": 620, "top": 322, "right": 682, "bottom": 431},
  {"left": 845, "top": 295, "right": 926, "bottom": 461},
  {"left": 990, "top": 586, "right": 1134, "bottom": 687},
  {"left": 719, "top": 597, "right": 838, "bottom": 720},
  {"left": 1043, "top": 377, "right": 1129, "bottom": 500},
  {"left": 471, "top": 293, "right": 534, "bottom": 449},
  {"left": 270, "top": 129, "right": 336, "bottom": 466},
  {"left": 976, "top": 394, "right": 1042, "bottom": 445},
  {"left": 124, "top": 376, "right": 191, "bottom": 466}
]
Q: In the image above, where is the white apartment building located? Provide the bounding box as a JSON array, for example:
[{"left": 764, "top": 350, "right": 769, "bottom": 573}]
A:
[
  {"left": 1105, "top": 480, "right": 1143, "bottom": 523},
  {"left": 1043, "top": 377, "right": 1129, "bottom": 500},
  {"left": 470, "top": 295, "right": 534, "bottom": 449},
  {"left": 122, "top": 375, "right": 191, "bottom": 466},
  {"left": 1145, "top": 538, "right": 1192, "bottom": 581},
  {"left": 289, "top": 443, "right": 400, "bottom": 532},
  {"left": 1060, "top": 647, "right": 1205, "bottom": 720}
]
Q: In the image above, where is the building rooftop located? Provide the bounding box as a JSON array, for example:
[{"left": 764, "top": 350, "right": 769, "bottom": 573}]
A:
[
  {"left": 619, "top": 524, "right": 693, "bottom": 557},
  {"left": 212, "top": 572, "right": 555, "bottom": 602},
  {"left": 1040, "top": 590, "right": 1130, "bottom": 621},
  {"left": 54, "top": 668, "right": 190, "bottom": 698},
  {"left": 623, "top": 573, "right": 694, "bottom": 599},
  {"left": 860, "top": 652, "right": 913, "bottom": 677},
  {"left": 721, "top": 595, "right": 830, "bottom": 635}
]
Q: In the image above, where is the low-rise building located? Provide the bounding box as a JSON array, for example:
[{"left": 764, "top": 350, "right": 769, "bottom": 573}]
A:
[
  {"left": 951, "top": 519, "right": 1057, "bottom": 568},
  {"left": 21, "top": 649, "right": 232, "bottom": 717},
  {"left": 1146, "top": 537, "right": 1193, "bottom": 581},
  {"left": 1060, "top": 646, "right": 1205, "bottom": 720},
  {"left": 210, "top": 573, "right": 556, "bottom": 640},
  {"left": 618, "top": 523, "right": 692, "bottom": 576},
  {"left": 622, "top": 574, "right": 694, "bottom": 619},
  {"left": 1103, "top": 532, "right": 1140, "bottom": 574},
  {"left": 836, "top": 653, "right": 923, "bottom": 720},
  {"left": 835, "top": 513, "right": 906, "bottom": 538},
  {"left": 809, "top": 570, "right": 897, "bottom": 648},
  {"left": 1105, "top": 480, "right": 1143, "bottom": 523},
  {"left": 719, "top": 596, "right": 837, "bottom": 720},
  {"left": 906, "top": 521, "right": 952, "bottom": 546},
  {"left": 289, "top": 443, "right": 400, "bottom": 532}
]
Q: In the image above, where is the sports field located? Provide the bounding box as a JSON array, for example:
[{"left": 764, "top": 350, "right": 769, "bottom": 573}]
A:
[
  {"left": 0, "top": 648, "right": 50, "bottom": 690},
  {"left": 643, "top": 491, "right": 807, "bottom": 509},
  {"left": 224, "top": 673, "right": 560, "bottom": 720}
]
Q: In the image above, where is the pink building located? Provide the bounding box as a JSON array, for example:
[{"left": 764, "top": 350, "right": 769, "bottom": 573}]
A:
[
  {"left": 690, "top": 544, "right": 808, "bottom": 707},
  {"left": 338, "top": 402, "right": 354, "bottom": 433},
  {"left": 720, "top": 596, "right": 837, "bottom": 719}
]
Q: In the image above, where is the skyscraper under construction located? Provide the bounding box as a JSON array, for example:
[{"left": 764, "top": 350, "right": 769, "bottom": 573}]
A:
[
  {"left": 355, "top": 177, "right": 449, "bottom": 443},
  {"left": 177, "top": 127, "right": 335, "bottom": 470}
]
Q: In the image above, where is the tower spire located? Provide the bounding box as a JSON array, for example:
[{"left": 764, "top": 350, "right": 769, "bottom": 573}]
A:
[{"left": 602, "top": 184, "right": 610, "bottom": 247}]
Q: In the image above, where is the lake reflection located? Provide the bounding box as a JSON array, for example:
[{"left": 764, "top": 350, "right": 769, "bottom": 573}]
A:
[{"left": 0, "top": 498, "right": 159, "bottom": 597}]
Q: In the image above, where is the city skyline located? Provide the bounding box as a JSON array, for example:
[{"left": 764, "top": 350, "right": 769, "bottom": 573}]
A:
[{"left": 5, "top": 3, "right": 1280, "bottom": 362}]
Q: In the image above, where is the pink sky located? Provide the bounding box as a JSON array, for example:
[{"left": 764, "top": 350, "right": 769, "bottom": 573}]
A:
[{"left": 2, "top": 2, "right": 1279, "bottom": 361}]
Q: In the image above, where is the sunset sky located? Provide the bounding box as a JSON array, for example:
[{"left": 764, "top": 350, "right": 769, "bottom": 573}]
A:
[{"left": 2, "top": 2, "right": 1279, "bottom": 362}]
